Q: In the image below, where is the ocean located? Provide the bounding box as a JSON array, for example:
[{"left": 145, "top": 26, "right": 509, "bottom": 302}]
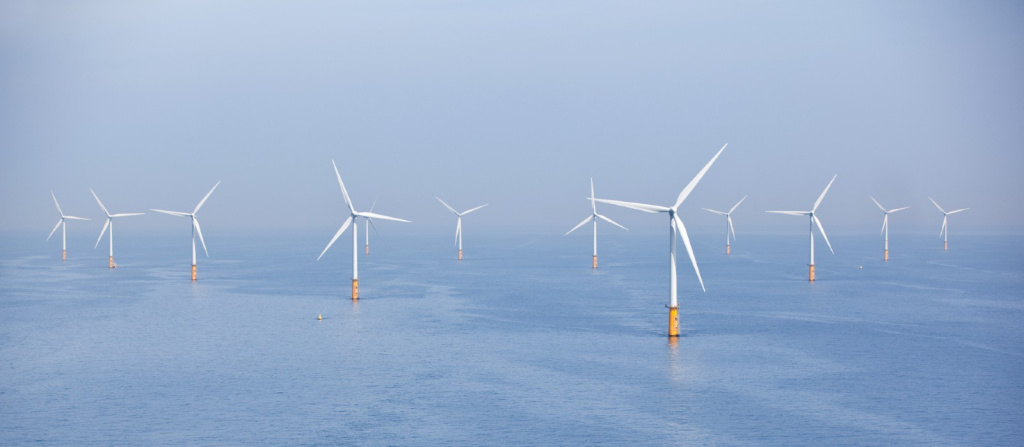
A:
[{"left": 1, "top": 230, "right": 1021, "bottom": 445}]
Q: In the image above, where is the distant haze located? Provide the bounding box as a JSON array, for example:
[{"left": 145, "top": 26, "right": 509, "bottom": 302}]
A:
[{"left": 2, "top": 1, "right": 1022, "bottom": 237}]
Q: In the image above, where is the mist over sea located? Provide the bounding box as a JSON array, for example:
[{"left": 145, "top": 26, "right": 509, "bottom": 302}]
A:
[{"left": 2, "top": 230, "right": 1021, "bottom": 445}]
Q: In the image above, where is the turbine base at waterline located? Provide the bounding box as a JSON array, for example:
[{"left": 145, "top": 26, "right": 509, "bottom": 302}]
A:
[
  {"left": 726, "top": 244, "right": 730, "bottom": 256},
  {"left": 458, "top": 249, "right": 462, "bottom": 261},
  {"left": 352, "top": 279, "right": 359, "bottom": 300},
  {"left": 668, "top": 307, "right": 679, "bottom": 337},
  {"left": 592, "top": 255, "right": 598, "bottom": 269},
  {"left": 809, "top": 264, "right": 815, "bottom": 282},
  {"left": 192, "top": 265, "right": 197, "bottom": 281},
  {"left": 884, "top": 249, "right": 889, "bottom": 262},
  {"left": 109, "top": 256, "right": 117, "bottom": 269}
]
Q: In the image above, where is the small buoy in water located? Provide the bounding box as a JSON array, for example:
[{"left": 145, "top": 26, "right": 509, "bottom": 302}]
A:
[{"left": 318, "top": 314, "right": 322, "bottom": 321}]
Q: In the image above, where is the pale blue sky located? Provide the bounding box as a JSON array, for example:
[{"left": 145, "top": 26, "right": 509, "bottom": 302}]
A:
[{"left": 2, "top": 1, "right": 1022, "bottom": 236}]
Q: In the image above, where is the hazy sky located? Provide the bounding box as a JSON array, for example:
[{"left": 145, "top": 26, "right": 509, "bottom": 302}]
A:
[{"left": 2, "top": 1, "right": 1022, "bottom": 237}]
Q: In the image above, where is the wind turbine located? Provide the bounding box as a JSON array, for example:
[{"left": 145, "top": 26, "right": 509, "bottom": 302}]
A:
[
  {"left": 593, "top": 143, "right": 727, "bottom": 337},
  {"left": 47, "top": 191, "right": 91, "bottom": 261},
  {"left": 90, "top": 188, "right": 144, "bottom": 269},
  {"left": 565, "top": 178, "right": 627, "bottom": 269},
  {"left": 869, "top": 196, "right": 908, "bottom": 261},
  {"left": 766, "top": 174, "right": 837, "bottom": 282},
  {"left": 317, "top": 160, "right": 410, "bottom": 299},
  {"left": 436, "top": 197, "right": 487, "bottom": 261},
  {"left": 703, "top": 195, "right": 747, "bottom": 255},
  {"left": 151, "top": 181, "right": 221, "bottom": 281},
  {"left": 929, "top": 197, "right": 968, "bottom": 251},
  {"left": 363, "top": 195, "right": 381, "bottom": 255}
]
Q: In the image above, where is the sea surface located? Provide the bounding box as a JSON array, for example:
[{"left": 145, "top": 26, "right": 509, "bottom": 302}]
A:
[{"left": 1, "top": 230, "right": 1022, "bottom": 446}]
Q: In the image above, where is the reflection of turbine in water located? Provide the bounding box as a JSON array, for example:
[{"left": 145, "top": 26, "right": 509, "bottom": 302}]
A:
[
  {"left": 436, "top": 197, "right": 487, "bottom": 261},
  {"left": 869, "top": 196, "right": 908, "bottom": 261},
  {"left": 90, "top": 188, "right": 144, "bottom": 269},
  {"left": 594, "top": 143, "right": 727, "bottom": 337},
  {"left": 766, "top": 175, "right": 837, "bottom": 282},
  {"left": 929, "top": 197, "right": 968, "bottom": 252},
  {"left": 702, "top": 195, "right": 747, "bottom": 255},
  {"left": 565, "top": 178, "right": 627, "bottom": 269},
  {"left": 151, "top": 181, "right": 221, "bottom": 281},
  {"left": 318, "top": 160, "right": 410, "bottom": 300},
  {"left": 47, "top": 191, "right": 91, "bottom": 261}
]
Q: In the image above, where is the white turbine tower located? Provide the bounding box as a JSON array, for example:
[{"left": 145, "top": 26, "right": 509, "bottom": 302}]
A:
[
  {"left": 90, "top": 188, "right": 144, "bottom": 269},
  {"left": 318, "top": 160, "right": 410, "bottom": 299},
  {"left": 151, "top": 181, "right": 221, "bottom": 281},
  {"left": 766, "top": 174, "right": 837, "bottom": 282},
  {"left": 436, "top": 197, "right": 487, "bottom": 261},
  {"left": 594, "top": 143, "right": 727, "bottom": 338},
  {"left": 869, "top": 196, "right": 908, "bottom": 261},
  {"left": 565, "top": 178, "right": 627, "bottom": 269},
  {"left": 703, "top": 195, "right": 747, "bottom": 255},
  {"left": 929, "top": 197, "right": 969, "bottom": 251},
  {"left": 47, "top": 191, "right": 91, "bottom": 261}
]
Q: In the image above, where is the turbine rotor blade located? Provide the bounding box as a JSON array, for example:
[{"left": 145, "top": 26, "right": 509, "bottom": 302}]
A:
[
  {"left": 369, "top": 194, "right": 378, "bottom": 213},
  {"left": 331, "top": 160, "right": 355, "bottom": 214},
  {"left": 461, "top": 204, "right": 488, "bottom": 215},
  {"left": 357, "top": 211, "right": 410, "bottom": 223},
  {"left": 674, "top": 143, "right": 727, "bottom": 209},
  {"left": 766, "top": 210, "right": 811, "bottom": 216},
  {"left": 597, "top": 214, "right": 628, "bottom": 231},
  {"left": 590, "top": 178, "right": 596, "bottom": 213},
  {"left": 703, "top": 208, "right": 728, "bottom": 216},
  {"left": 95, "top": 219, "right": 110, "bottom": 249},
  {"left": 64, "top": 216, "right": 90, "bottom": 221},
  {"left": 436, "top": 197, "right": 458, "bottom": 215},
  {"left": 812, "top": 174, "right": 837, "bottom": 212},
  {"left": 929, "top": 197, "right": 946, "bottom": 214},
  {"left": 674, "top": 214, "right": 705, "bottom": 292},
  {"left": 151, "top": 209, "right": 189, "bottom": 217},
  {"left": 593, "top": 198, "right": 669, "bottom": 213},
  {"left": 47, "top": 219, "right": 62, "bottom": 241},
  {"left": 90, "top": 188, "right": 110, "bottom": 217},
  {"left": 869, "top": 196, "right": 886, "bottom": 213},
  {"left": 317, "top": 216, "right": 353, "bottom": 261},
  {"left": 367, "top": 217, "right": 381, "bottom": 239},
  {"left": 813, "top": 215, "right": 834, "bottom": 255},
  {"left": 51, "top": 191, "right": 64, "bottom": 217},
  {"left": 889, "top": 206, "right": 910, "bottom": 213},
  {"left": 110, "top": 213, "right": 145, "bottom": 218},
  {"left": 565, "top": 215, "right": 594, "bottom": 236},
  {"left": 193, "top": 217, "right": 209, "bottom": 257},
  {"left": 947, "top": 208, "right": 969, "bottom": 214},
  {"left": 455, "top": 217, "right": 462, "bottom": 246},
  {"left": 881, "top": 215, "right": 888, "bottom": 236},
  {"left": 728, "top": 215, "right": 737, "bottom": 241},
  {"left": 728, "top": 195, "right": 748, "bottom": 214},
  {"left": 940, "top": 216, "right": 947, "bottom": 238},
  {"left": 193, "top": 180, "right": 221, "bottom": 214}
]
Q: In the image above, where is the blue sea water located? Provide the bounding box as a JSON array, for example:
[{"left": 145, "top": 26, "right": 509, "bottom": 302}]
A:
[{"left": 1, "top": 230, "right": 1022, "bottom": 445}]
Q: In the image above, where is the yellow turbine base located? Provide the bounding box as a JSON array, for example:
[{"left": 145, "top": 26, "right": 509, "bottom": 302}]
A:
[
  {"left": 365, "top": 245, "right": 369, "bottom": 255},
  {"left": 62, "top": 250, "right": 66, "bottom": 261},
  {"left": 458, "top": 249, "right": 463, "bottom": 261},
  {"left": 109, "top": 256, "right": 117, "bottom": 269},
  {"left": 944, "top": 241, "right": 948, "bottom": 251},
  {"left": 191, "top": 265, "right": 197, "bottom": 281},
  {"left": 668, "top": 307, "right": 679, "bottom": 337},
  {"left": 318, "top": 314, "right": 322, "bottom": 321},
  {"left": 592, "top": 255, "right": 598, "bottom": 269},
  {"left": 884, "top": 249, "right": 889, "bottom": 262},
  {"left": 726, "top": 244, "right": 731, "bottom": 255},
  {"left": 352, "top": 279, "right": 359, "bottom": 300},
  {"left": 809, "top": 264, "right": 815, "bottom": 282}
]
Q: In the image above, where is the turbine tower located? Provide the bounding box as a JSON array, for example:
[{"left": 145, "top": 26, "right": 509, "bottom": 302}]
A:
[
  {"left": 151, "top": 181, "right": 221, "bottom": 281},
  {"left": 565, "top": 178, "right": 627, "bottom": 269},
  {"left": 929, "top": 197, "right": 968, "bottom": 251},
  {"left": 318, "top": 160, "right": 410, "bottom": 299},
  {"left": 47, "top": 191, "right": 90, "bottom": 261},
  {"left": 594, "top": 143, "right": 727, "bottom": 337},
  {"left": 766, "top": 174, "right": 837, "bottom": 282},
  {"left": 436, "top": 197, "right": 487, "bottom": 261},
  {"left": 869, "top": 196, "right": 908, "bottom": 261},
  {"left": 702, "top": 195, "right": 747, "bottom": 255},
  {"left": 90, "top": 188, "right": 144, "bottom": 269}
]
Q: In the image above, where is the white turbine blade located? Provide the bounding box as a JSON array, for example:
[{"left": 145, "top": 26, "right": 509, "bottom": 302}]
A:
[
  {"left": 90, "top": 188, "right": 110, "bottom": 217},
  {"left": 881, "top": 215, "right": 888, "bottom": 236},
  {"left": 728, "top": 215, "right": 737, "bottom": 241},
  {"left": 455, "top": 217, "right": 462, "bottom": 246},
  {"left": 47, "top": 219, "right": 62, "bottom": 241},
  {"left": 461, "top": 204, "right": 488, "bottom": 215},
  {"left": 51, "top": 191, "right": 64, "bottom": 217},
  {"left": 593, "top": 198, "right": 669, "bottom": 213},
  {"left": 674, "top": 214, "right": 705, "bottom": 292},
  {"left": 703, "top": 208, "right": 728, "bottom": 216},
  {"left": 940, "top": 216, "right": 947, "bottom": 237},
  {"left": 947, "top": 208, "right": 969, "bottom": 214},
  {"left": 929, "top": 197, "right": 946, "bottom": 214},
  {"left": 358, "top": 211, "right": 411, "bottom": 223},
  {"left": 597, "top": 214, "right": 628, "bottom": 231},
  {"left": 674, "top": 143, "right": 727, "bottom": 209},
  {"left": 436, "top": 197, "right": 458, "bottom": 215},
  {"left": 813, "top": 215, "right": 834, "bottom": 255},
  {"left": 193, "top": 217, "right": 209, "bottom": 257},
  {"left": 565, "top": 215, "right": 594, "bottom": 236},
  {"left": 728, "top": 195, "right": 748, "bottom": 214},
  {"left": 889, "top": 206, "right": 910, "bottom": 213},
  {"left": 869, "top": 196, "right": 886, "bottom": 213},
  {"left": 812, "top": 174, "right": 837, "bottom": 212},
  {"left": 766, "top": 210, "right": 811, "bottom": 216},
  {"left": 95, "top": 219, "right": 110, "bottom": 249},
  {"left": 151, "top": 209, "right": 189, "bottom": 217},
  {"left": 369, "top": 194, "right": 379, "bottom": 213},
  {"left": 589, "top": 178, "right": 597, "bottom": 213},
  {"left": 193, "top": 181, "right": 221, "bottom": 214},
  {"left": 367, "top": 217, "right": 381, "bottom": 239},
  {"left": 317, "top": 216, "right": 353, "bottom": 261},
  {"left": 64, "top": 216, "right": 90, "bottom": 221},
  {"left": 331, "top": 160, "right": 355, "bottom": 214},
  {"left": 110, "top": 213, "right": 145, "bottom": 218}
]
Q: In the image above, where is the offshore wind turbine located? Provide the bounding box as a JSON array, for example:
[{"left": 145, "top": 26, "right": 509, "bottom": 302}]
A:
[
  {"left": 436, "top": 197, "right": 487, "bottom": 261},
  {"left": 929, "top": 197, "right": 969, "bottom": 251},
  {"left": 594, "top": 143, "right": 727, "bottom": 337},
  {"left": 869, "top": 196, "right": 908, "bottom": 261},
  {"left": 565, "top": 178, "right": 627, "bottom": 269},
  {"left": 47, "top": 191, "right": 91, "bottom": 261},
  {"left": 151, "top": 181, "right": 221, "bottom": 281},
  {"left": 90, "top": 188, "right": 144, "bottom": 269},
  {"left": 318, "top": 160, "right": 410, "bottom": 299},
  {"left": 766, "top": 174, "right": 837, "bottom": 282},
  {"left": 364, "top": 195, "right": 380, "bottom": 255},
  {"left": 702, "top": 195, "right": 747, "bottom": 255}
]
